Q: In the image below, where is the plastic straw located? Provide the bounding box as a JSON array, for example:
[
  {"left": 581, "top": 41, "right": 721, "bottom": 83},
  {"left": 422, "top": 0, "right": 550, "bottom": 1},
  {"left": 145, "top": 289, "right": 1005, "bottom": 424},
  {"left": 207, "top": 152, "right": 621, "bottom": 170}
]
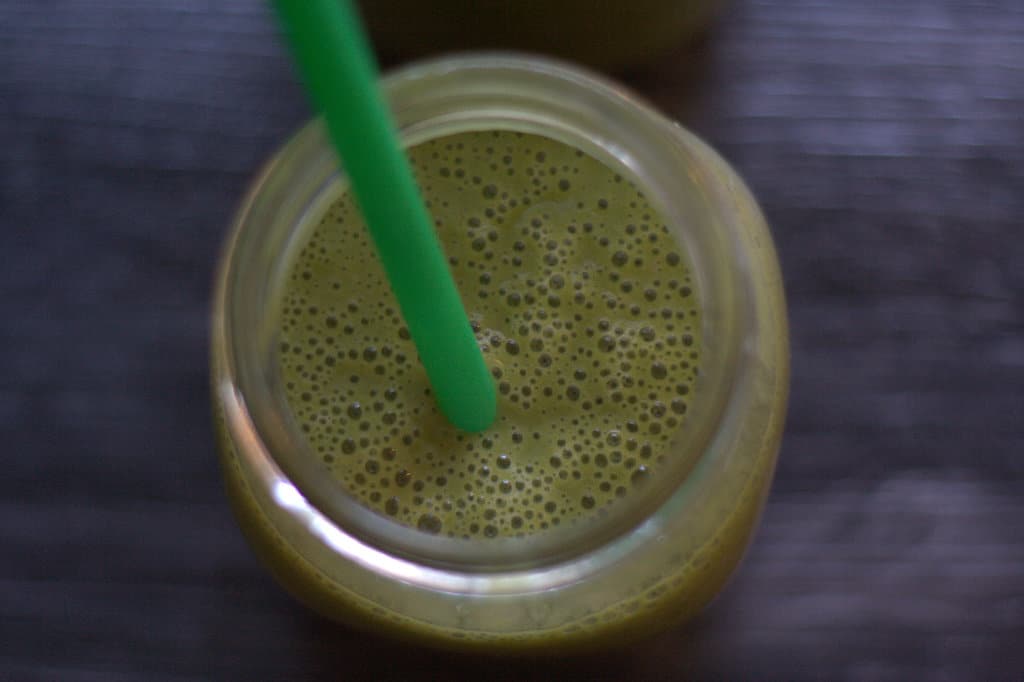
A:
[{"left": 271, "top": 0, "right": 497, "bottom": 432}]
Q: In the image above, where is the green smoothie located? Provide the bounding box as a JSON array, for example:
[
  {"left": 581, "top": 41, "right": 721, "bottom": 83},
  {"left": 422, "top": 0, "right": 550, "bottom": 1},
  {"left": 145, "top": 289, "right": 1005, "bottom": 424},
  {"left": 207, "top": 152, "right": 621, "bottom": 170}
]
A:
[
  {"left": 214, "top": 55, "right": 789, "bottom": 653},
  {"left": 358, "top": 0, "right": 722, "bottom": 70},
  {"left": 276, "top": 130, "right": 702, "bottom": 541}
]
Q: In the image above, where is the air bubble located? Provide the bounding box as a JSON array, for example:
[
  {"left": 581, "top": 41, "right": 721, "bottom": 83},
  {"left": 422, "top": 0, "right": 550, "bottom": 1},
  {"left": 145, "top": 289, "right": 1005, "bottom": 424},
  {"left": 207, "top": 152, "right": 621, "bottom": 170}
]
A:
[{"left": 417, "top": 514, "right": 442, "bottom": 534}]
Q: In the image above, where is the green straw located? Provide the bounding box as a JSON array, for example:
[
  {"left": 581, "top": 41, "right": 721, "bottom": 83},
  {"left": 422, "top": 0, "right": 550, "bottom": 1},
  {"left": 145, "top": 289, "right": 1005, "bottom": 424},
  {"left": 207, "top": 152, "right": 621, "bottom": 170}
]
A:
[{"left": 271, "top": 0, "right": 496, "bottom": 432}]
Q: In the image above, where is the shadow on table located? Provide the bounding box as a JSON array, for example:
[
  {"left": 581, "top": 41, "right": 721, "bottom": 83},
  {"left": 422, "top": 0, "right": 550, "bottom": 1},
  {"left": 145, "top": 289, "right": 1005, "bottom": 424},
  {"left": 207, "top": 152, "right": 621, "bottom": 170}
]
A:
[
  {"left": 293, "top": 604, "right": 721, "bottom": 681},
  {"left": 621, "top": 31, "right": 721, "bottom": 130},
  {"left": 372, "top": 10, "right": 725, "bottom": 135}
]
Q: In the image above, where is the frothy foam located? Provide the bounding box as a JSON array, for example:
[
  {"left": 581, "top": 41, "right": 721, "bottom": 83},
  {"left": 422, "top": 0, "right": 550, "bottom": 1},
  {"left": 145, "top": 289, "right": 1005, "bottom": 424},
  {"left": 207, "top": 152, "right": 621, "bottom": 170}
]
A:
[{"left": 277, "top": 130, "right": 701, "bottom": 539}]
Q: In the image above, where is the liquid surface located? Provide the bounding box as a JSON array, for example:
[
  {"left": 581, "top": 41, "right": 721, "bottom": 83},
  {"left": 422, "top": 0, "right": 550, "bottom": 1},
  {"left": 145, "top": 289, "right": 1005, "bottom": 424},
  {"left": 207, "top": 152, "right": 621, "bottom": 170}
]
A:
[{"left": 277, "top": 130, "right": 701, "bottom": 540}]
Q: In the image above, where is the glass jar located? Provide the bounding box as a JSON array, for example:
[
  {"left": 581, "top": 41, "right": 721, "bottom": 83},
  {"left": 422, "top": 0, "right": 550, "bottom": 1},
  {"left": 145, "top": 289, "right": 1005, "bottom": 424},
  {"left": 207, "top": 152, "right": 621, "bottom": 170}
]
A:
[
  {"left": 358, "top": 0, "right": 724, "bottom": 70},
  {"left": 211, "top": 54, "right": 788, "bottom": 653}
]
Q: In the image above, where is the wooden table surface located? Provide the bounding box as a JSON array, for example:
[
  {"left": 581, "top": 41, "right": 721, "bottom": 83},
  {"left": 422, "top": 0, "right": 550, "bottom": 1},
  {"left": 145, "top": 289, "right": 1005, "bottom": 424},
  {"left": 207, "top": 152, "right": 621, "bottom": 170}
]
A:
[{"left": 2, "top": 1, "right": 1022, "bottom": 679}]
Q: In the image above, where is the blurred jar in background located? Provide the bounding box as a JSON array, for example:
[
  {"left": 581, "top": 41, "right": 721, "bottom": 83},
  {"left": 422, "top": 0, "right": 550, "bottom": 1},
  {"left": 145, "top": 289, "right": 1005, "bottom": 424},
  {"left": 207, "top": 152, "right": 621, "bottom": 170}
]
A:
[{"left": 358, "top": 0, "right": 722, "bottom": 70}]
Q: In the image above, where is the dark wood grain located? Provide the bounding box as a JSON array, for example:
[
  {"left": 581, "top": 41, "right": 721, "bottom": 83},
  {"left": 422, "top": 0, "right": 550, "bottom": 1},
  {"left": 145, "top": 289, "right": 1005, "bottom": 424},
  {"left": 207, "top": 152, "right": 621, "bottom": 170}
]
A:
[{"left": 2, "top": 0, "right": 1022, "bottom": 680}]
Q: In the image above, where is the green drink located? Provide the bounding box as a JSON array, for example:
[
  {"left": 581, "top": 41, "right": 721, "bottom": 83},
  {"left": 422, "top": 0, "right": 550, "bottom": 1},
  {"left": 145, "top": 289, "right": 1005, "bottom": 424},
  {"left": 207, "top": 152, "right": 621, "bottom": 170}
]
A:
[
  {"left": 280, "top": 130, "right": 702, "bottom": 540},
  {"left": 358, "top": 0, "right": 723, "bottom": 70},
  {"left": 212, "top": 55, "right": 788, "bottom": 652}
]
